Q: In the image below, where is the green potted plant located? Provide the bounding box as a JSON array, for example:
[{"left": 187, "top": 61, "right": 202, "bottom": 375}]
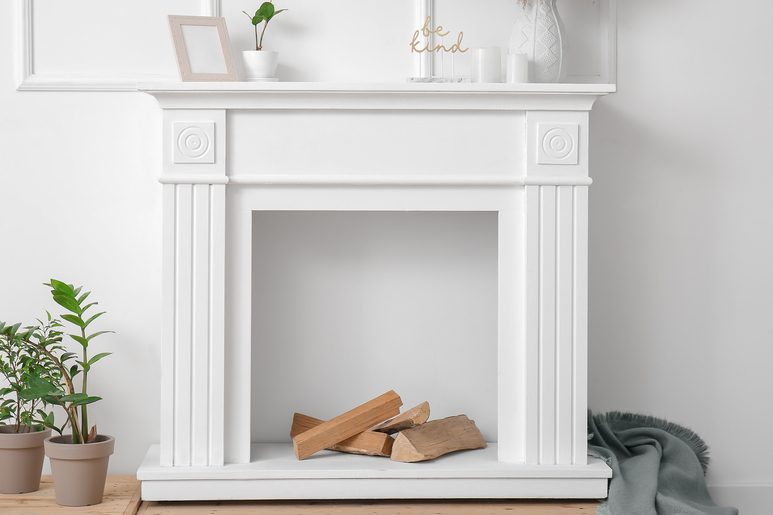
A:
[
  {"left": 242, "top": 1, "right": 287, "bottom": 81},
  {"left": 0, "top": 318, "right": 60, "bottom": 494},
  {"left": 17, "top": 280, "right": 115, "bottom": 507}
]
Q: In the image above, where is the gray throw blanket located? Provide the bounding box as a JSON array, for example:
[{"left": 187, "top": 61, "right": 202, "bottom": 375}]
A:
[{"left": 588, "top": 411, "right": 738, "bottom": 515}]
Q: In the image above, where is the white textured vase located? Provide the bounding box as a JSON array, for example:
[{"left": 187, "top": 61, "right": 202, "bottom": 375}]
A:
[
  {"left": 242, "top": 50, "right": 279, "bottom": 81},
  {"left": 509, "top": 0, "right": 568, "bottom": 83}
]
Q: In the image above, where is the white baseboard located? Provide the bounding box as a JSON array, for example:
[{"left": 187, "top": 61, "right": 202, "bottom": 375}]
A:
[{"left": 708, "top": 484, "right": 773, "bottom": 515}]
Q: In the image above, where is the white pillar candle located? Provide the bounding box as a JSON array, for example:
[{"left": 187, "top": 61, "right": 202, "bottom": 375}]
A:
[
  {"left": 471, "top": 47, "right": 501, "bottom": 83},
  {"left": 506, "top": 53, "right": 529, "bottom": 83}
]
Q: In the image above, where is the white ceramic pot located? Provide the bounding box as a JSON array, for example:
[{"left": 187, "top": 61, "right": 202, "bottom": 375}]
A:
[
  {"left": 509, "top": 0, "right": 568, "bottom": 83},
  {"left": 242, "top": 50, "right": 279, "bottom": 81}
]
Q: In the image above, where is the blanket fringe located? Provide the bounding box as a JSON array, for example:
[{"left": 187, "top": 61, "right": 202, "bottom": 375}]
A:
[{"left": 592, "top": 411, "right": 710, "bottom": 473}]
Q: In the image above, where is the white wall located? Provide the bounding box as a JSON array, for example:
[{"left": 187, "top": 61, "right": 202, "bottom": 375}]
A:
[
  {"left": 1, "top": 0, "right": 771, "bottom": 511},
  {"left": 587, "top": 2, "right": 773, "bottom": 512},
  {"left": 0, "top": 3, "right": 165, "bottom": 472}
]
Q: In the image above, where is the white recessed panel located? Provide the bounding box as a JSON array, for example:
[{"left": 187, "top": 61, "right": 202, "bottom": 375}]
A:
[
  {"left": 31, "top": 0, "right": 197, "bottom": 76},
  {"left": 229, "top": 111, "right": 523, "bottom": 177}
]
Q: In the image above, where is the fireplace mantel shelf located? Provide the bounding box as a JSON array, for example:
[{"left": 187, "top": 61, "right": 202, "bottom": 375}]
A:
[{"left": 138, "top": 82, "right": 614, "bottom": 111}]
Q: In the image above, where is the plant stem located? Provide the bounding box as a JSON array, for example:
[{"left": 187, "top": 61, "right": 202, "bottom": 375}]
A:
[
  {"left": 55, "top": 396, "right": 81, "bottom": 443},
  {"left": 15, "top": 396, "right": 21, "bottom": 430},
  {"left": 242, "top": 11, "right": 260, "bottom": 51},
  {"left": 9, "top": 346, "right": 22, "bottom": 431},
  {"left": 28, "top": 398, "right": 37, "bottom": 431},
  {"left": 259, "top": 20, "right": 269, "bottom": 51},
  {"left": 81, "top": 326, "right": 88, "bottom": 442}
]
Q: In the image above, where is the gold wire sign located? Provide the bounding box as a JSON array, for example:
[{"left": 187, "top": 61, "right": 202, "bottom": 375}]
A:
[
  {"left": 409, "top": 16, "right": 468, "bottom": 81},
  {"left": 410, "top": 16, "right": 469, "bottom": 55}
]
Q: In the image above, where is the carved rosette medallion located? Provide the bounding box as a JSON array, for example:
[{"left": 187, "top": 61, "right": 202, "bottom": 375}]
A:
[
  {"left": 173, "top": 122, "right": 215, "bottom": 164},
  {"left": 537, "top": 123, "right": 579, "bottom": 165}
]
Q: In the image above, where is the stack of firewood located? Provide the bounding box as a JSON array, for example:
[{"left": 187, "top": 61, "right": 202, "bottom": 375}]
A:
[{"left": 290, "top": 390, "right": 486, "bottom": 462}]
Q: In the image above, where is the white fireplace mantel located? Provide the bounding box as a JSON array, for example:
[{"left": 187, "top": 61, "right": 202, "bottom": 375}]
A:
[
  {"left": 136, "top": 82, "right": 614, "bottom": 501},
  {"left": 141, "top": 82, "right": 615, "bottom": 107}
]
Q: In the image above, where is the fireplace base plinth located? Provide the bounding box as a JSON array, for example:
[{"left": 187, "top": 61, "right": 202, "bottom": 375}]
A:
[{"left": 137, "top": 444, "right": 610, "bottom": 501}]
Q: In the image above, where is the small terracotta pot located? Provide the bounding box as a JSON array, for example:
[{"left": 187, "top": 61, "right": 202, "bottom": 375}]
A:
[
  {"left": 44, "top": 434, "right": 115, "bottom": 506},
  {"left": 0, "top": 425, "right": 51, "bottom": 494}
]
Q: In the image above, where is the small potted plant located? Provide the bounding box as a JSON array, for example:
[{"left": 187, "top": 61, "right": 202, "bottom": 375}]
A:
[
  {"left": 242, "top": 1, "right": 287, "bottom": 81},
  {"left": 0, "top": 319, "right": 59, "bottom": 494},
  {"left": 18, "top": 280, "right": 115, "bottom": 507}
]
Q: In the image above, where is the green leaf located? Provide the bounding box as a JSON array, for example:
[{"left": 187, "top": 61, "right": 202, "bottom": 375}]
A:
[
  {"left": 80, "top": 302, "right": 98, "bottom": 314},
  {"left": 86, "top": 330, "right": 113, "bottom": 342},
  {"left": 61, "top": 352, "right": 77, "bottom": 362},
  {"left": 87, "top": 352, "right": 111, "bottom": 366},
  {"left": 61, "top": 314, "right": 86, "bottom": 329},
  {"left": 19, "top": 388, "right": 47, "bottom": 400},
  {"left": 26, "top": 376, "right": 60, "bottom": 391},
  {"left": 83, "top": 311, "right": 105, "bottom": 328},
  {"left": 53, "top": 294, "right": 81, "bottom": 315},
  {"left": 61, "top": 394, "right": 101, "bottom": 407},
  {"left": 58, "top": 392, "right": 89, "bottom": 403},
  {"left": 69, "top": 334, "right": 89, "bottom": 348},
  {"left": 19, "top": 377, "right": 62, "bottom": 400},
  {"left": 252, "top": 14, "right": 265, "bottom": 25},
  {"left": 257, "top": 1, "right": 275, "bottom": 19},
  {"left": 70, "top": 365, "right": 80, "bottom": 378},
  {"left": 48, "top": 279, "right": 74, "bottom": 295}
]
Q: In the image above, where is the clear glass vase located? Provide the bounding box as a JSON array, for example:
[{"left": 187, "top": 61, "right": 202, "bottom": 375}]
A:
[{"left": 509, "top": 0, "right": 568, "bottom": 83}]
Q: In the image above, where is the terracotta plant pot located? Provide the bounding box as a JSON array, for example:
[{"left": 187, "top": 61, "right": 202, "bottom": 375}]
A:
[
  {"left": 0, "top": 425, "right": 51, "bottom": 494},
  {"left": 44, "top": 434, "right": 115, "bottom": 506}
]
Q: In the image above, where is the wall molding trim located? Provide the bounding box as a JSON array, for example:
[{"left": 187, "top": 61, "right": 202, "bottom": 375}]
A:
[
  {"left": 15, "top": 0, "right": 613, "bottom": 91},
  {"left": 14, "top": 0, "right": 434, "bottom": 92},
  {"left": 14, "top": 0, "right": 204, "bottom": 91}
]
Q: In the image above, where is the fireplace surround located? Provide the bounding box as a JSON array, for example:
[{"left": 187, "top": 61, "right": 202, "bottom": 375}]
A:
[{"left": 136, "top": 82, "right": 614, "bottom": 501}]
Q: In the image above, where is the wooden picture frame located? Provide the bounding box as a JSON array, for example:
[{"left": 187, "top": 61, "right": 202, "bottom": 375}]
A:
[{"left": 168, "top": 15, "right": 238, "bottom": 82}]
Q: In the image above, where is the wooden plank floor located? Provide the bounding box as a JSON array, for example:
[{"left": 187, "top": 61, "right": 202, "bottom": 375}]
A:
[
  {"left": 1, "top": 476, "right": 602, "bottom": 514},
  {"left": 138, "top": 499, "right": 602, "bottom": 515},
  {"left": 0, "top": 475, "right": 141, "bottom": 515}
]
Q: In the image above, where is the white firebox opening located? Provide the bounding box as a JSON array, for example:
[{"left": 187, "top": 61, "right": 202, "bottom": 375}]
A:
[{"left": 250, "top": 211, "right": 499, "bottom": 444}]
